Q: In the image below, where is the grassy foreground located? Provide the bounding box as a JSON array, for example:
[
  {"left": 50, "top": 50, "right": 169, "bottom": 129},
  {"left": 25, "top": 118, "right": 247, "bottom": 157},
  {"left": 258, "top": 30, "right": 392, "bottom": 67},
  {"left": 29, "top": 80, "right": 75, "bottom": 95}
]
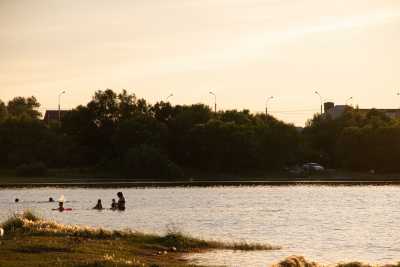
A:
[
  {"left": 0, "top": 211, "right": 278, "bottom": 267},
  {"left": 1, "top": 212, "right": 400, "bottom": 267}
]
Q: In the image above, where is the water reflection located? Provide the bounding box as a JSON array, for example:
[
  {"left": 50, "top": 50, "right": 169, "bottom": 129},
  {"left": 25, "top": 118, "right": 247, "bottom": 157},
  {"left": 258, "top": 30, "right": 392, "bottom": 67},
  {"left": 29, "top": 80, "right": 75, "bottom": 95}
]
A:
[{"left": 1, "top": 185, "right": 400, "bottom": 266}]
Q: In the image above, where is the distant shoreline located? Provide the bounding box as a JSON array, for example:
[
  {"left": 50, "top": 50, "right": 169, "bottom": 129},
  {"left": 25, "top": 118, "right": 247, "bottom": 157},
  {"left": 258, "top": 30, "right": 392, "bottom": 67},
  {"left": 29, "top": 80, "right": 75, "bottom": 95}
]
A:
[
  {"left": 3, "top": 167, "right": 400, "bottom": 188},
  {"left": 2, "top": 179, "right": 400, "bottom": 188}
]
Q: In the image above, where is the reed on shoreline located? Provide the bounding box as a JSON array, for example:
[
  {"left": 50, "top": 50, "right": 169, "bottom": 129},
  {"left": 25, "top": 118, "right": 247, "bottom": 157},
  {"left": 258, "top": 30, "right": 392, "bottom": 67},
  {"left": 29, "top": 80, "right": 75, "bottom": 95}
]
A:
[{"left": 1, "top": 210, "right": 279, "bottom": 252}]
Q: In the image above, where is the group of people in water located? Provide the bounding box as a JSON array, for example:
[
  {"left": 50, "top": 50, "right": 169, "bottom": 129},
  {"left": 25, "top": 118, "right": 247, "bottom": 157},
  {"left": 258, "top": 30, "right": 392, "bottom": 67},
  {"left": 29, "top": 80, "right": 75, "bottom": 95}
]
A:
[
  {"left": 15, "top": 192, "right": 126, "bottom": 212},
  {"left": 92, "top": 192, "right": 125, "bottom": 211}
]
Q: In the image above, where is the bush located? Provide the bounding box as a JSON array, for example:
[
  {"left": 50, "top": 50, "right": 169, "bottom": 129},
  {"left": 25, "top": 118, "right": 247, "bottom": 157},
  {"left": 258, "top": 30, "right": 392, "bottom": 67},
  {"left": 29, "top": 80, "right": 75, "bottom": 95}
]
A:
[
  {"left": 0, "top": 210, "right": 39, "bottom": 234},
  {"left": 272, "top": 256, "right": 318, "bottom": 267},
  {"left": 123, "top": 145, "right": 184, "bottom": 179},
  {"left": 16, "top": 162, "right": 48, "bottom": 177}
]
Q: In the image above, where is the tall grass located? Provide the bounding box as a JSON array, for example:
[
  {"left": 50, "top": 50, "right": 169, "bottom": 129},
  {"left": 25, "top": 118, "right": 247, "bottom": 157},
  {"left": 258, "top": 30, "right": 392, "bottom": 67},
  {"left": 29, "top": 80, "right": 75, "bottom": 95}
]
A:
[
  {"left": 0, "top": 210, "right": 279, "bottom": 252},
  {"left": 272, "top": 256, "right": 400, "bottom": 267},
  {"left": 1, "top": 210, "right": 40, "bottom": 233},
  {"left": 272, "top": 256, "right": 318, "bottom": 267}
]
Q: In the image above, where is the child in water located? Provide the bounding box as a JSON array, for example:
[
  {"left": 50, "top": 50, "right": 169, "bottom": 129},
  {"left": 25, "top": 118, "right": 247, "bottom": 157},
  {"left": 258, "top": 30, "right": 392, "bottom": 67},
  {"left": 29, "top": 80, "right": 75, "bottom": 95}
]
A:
[
  {"left": 93, "top": 199, "right": 103, "bottom": 210},
  {"left": 110, "top": 199, "right": 117, "bottom": 210}
]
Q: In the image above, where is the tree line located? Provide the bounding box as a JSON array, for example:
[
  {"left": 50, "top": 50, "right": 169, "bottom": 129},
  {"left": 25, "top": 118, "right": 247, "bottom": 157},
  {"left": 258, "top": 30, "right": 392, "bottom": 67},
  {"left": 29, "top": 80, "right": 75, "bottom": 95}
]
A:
[
  {"left": 303, "top": 107, "right": 400, "bottom": 172},
  {"left": 0, "top": 89, "right": 399, "bottom": 178}
]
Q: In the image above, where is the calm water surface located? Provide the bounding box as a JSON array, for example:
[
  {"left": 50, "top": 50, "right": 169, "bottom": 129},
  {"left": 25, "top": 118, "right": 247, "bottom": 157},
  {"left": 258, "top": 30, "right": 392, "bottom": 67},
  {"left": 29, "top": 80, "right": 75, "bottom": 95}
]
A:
[{"left": 1, "top": 185, "right": 400, "bottom": 266}]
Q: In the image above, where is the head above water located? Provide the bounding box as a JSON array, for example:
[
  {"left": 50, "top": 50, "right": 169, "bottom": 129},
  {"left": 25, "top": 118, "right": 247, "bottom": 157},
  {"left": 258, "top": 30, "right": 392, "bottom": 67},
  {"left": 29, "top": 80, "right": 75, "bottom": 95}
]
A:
[
  {"left": 58, "top": 195, "right": 65, "bottom": 203},
  {"left": 49, "top": 197, "right": 54, "bottom": 202},
  {"left": 14, "top": 198, "right": 19, "bottom": 203}
]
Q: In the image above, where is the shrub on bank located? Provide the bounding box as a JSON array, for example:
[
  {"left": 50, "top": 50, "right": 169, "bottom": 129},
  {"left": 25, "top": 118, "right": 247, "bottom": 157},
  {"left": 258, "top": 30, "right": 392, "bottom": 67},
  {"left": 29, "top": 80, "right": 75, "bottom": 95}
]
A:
[
  {"left": 272, "top": 256, "right": 400, "bottom": 267},
  {"left": 272, "top": 256, "right": 318, "bottom": 267},
  {"left": 1, "top": 210, "right": 39, "bottom": 233},
  {"left": 16, "top": 162, "right": 47, "bottom": 177}
]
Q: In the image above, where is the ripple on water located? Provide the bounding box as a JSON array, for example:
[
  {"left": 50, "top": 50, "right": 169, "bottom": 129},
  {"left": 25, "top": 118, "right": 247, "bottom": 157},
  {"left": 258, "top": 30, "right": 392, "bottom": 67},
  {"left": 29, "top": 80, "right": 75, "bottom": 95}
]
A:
[{"left": 1, "top": 185, "right": 400, "bottom": 267}]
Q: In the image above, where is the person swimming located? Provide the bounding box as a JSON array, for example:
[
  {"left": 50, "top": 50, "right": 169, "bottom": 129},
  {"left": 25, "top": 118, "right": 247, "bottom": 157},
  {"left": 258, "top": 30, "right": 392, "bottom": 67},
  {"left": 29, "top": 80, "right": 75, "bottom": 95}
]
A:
[
  {"left": 49, "top": 197, "right": 54, "bottom": 202},
  {"left": 93, "top": 199, "right": 103, "bottom": 210},
  {"left": 53, "top": 195, "right": 71, "bottom": 212},
  {"left": 57, "top": 201, "right": 65, "bottom": 211},
  {"left": 117, "top": 192, "right": 125, "bottom": 211},
  {"left": 110, "top": 199, "right": 117, "bottom": 210},
  {"left": 14, "top": 198, "right": 19, "bottom": 203}
]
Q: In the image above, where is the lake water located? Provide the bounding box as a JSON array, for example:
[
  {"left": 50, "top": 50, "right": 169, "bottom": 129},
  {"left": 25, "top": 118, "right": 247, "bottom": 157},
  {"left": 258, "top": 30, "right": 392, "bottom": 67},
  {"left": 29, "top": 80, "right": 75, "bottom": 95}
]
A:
[{"left": 1, "top": 185, "right": 400, "bottom": 266}]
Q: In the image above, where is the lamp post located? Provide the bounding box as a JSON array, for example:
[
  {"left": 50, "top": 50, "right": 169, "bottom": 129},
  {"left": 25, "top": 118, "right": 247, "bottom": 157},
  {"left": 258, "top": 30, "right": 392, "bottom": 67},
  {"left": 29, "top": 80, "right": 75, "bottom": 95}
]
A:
[
  {"left": 266, "top": 96, "right": 274, "bottom": 115},
  {"left": 58, "top": 90, "right": 66, "bottom": 123},
  {"left": 209, "top": 91, "right": 217, "bottom": 113},
  {"left": 166, "top": 93, "right": 173, "bottom": 102},
  {"left": 346, "top": 97, "right": 353, "bottom": 106},
  {"left": 315, "top": 91, "right": 323, "bottom": 114}
]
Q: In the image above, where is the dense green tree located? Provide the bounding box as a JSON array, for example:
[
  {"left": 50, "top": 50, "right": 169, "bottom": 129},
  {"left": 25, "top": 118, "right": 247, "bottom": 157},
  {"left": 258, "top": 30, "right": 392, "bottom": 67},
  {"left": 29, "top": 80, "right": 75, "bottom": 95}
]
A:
[
  {"left": 87, "top": 89, "right": 119, "bottom": 126},
  {"left": 9, "top": 89, "right": 400, "bottom": 178},
  {"left": 113, "top": 114, "right": 168, "bottom": 155},
  {"left": 336, "top": 125, "right": 400, "bottom": 172},
  {"left": 7, "top": 96, "right": 41, "bottom": 119},
  {"left": 117, "top": 89, "right": 150, "bottom": 120},
  {"left": 123, "top": 145, "right": 183, "bottom": 179},
  {"left": 151, "top": 102, "right": 175, "bottom": 123},
  {"left": 0, "top": 100, "right": 7, "bottom": 121},
  {"left": 167, "top": 104, "right": 213, "bottom": 164},
  {"left": 304, "top": 107, "right": 400, "bottom": 172},
  {"left": 219, "top": 109, "right": 252, "bottom": 125},
  {"left": 61, "top": 105, "right": 99, "bottom": 165},
  {"left": 254, "top": 120, "right": 301, "bottom": 169},
  {"left": 0, "top": 117, "right": 59, "bottom": 167},
  {"left": 186, "top": 120, "right": 257, "bottom": 171}
]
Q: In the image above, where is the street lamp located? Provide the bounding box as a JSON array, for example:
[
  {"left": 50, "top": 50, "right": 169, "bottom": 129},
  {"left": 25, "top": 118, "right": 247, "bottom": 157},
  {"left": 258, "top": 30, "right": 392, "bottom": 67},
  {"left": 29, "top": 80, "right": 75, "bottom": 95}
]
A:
[
  {"left": 315, "top": 91, "right": 323, "bottom": 114},
  {"left": 166, "top": 93, "right": 173, "bottom": 102},
  {"left": 58, "top": 90, "right": 66, "bottom": 123},
  {"left": 346, "top": 97, "right": 353, "bottom": 106},
  {"left": 266, "top": 96, "right": 274, "bottom": 115},
  {"left": 209, "top": 91, "right": 217, "bottom": 113}
]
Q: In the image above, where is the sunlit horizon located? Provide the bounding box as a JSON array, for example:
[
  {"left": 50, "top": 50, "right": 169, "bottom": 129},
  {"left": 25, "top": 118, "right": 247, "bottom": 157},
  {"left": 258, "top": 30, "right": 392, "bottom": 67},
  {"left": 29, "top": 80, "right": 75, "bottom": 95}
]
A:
[{"left": 1, "top": 0, "right": 399, "bottom": 126}]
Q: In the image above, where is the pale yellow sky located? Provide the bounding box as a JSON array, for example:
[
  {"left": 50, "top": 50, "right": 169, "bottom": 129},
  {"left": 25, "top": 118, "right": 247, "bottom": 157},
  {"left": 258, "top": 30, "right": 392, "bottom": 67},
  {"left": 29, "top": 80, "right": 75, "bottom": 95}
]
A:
[{"left": 0, "top": 0, "right": 399, "bottom": 126}]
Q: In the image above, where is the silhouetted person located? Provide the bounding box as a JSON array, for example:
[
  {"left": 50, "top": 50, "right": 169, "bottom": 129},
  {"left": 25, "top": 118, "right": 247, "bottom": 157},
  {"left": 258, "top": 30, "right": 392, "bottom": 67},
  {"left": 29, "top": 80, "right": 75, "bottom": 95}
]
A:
[
  {"left": 93, "top": 199, "right": 103, "bottom": 210},
  {"left": 111, "top": 199, "right": 117, "bottom": 210},
  {"left": 14, "top": 198, "right": 19, "bottom": 203},
  {"left": 49, "top": 197, "right": 54, "bottom": 202},
  {"left": 117, "top": 192, "right": 125, "bottom": 211},
  {"left": 53, "top": 196, "right": 71, "bottom": 212},
  {"left": 58, "top": 201, "right": 64, "bottom": 212}
]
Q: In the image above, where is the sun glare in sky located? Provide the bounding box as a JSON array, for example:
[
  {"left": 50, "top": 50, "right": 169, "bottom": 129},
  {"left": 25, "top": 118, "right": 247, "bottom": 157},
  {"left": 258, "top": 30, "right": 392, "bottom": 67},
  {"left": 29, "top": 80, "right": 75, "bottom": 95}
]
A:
[{"left": 0, "top": 0, "right": 399, "bottom": 126}]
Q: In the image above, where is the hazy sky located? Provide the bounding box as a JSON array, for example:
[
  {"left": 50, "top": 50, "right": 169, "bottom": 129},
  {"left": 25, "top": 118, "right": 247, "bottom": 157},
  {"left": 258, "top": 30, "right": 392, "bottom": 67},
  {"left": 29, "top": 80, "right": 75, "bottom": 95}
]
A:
[{"left": 0, "top": 0, "right": 399, "bottom": 126}]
